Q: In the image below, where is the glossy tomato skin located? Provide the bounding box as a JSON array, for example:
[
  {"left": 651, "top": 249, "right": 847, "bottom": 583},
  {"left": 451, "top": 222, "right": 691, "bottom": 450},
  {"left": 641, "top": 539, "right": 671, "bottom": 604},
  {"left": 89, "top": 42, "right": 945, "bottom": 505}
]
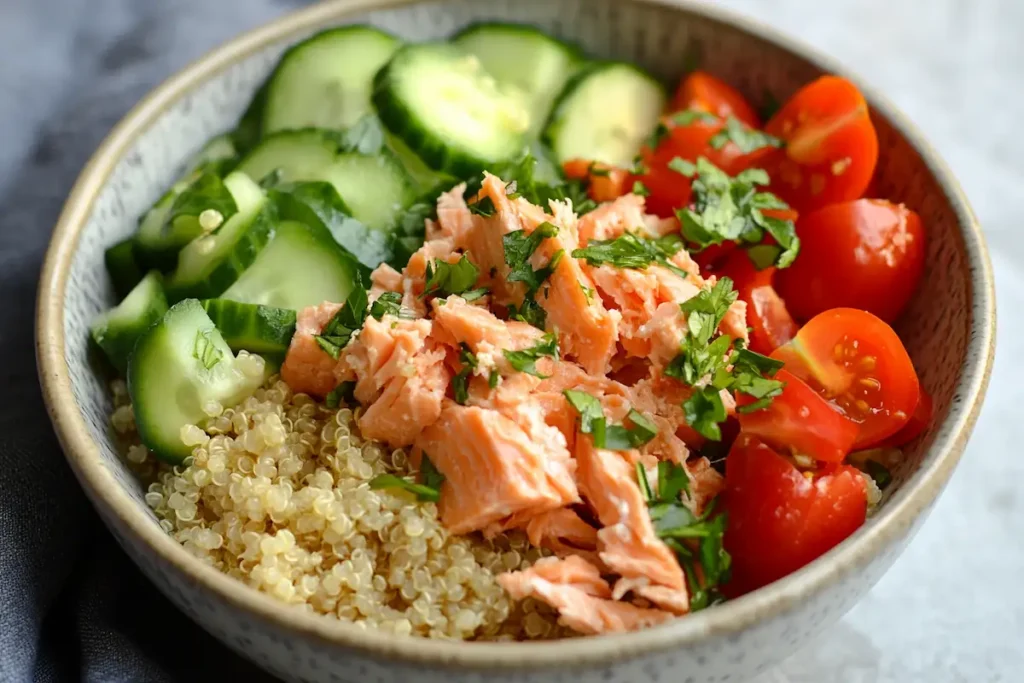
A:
[
  {"left": 771, "top": 308, "right": 920, "bottom": 449},
  {"left": 716, "top": 249, "right": 798, "bottom": 355},
  {"left": 877, "top": 389, "right": 933, "bottom": 448},
  {"left": 635, "top": 116, "right": 775, "bottom": 218},
  {"left": 562, "top": 159, "right": 630, "bottom": 203},
  {"left": 762, "top": 76, "right": 879, "bottom": 212},
  {"left": 723, "top": 434, "right": 867, "bottom": 594},
  {"left": 672, "top": 71, "right": 761, "bottom": 128},
  {"left": 775, "top": 199, "right": 926, "bottom": 323},
  {"left": 737, "top": 369, "right": 860, "bottom": 463}
]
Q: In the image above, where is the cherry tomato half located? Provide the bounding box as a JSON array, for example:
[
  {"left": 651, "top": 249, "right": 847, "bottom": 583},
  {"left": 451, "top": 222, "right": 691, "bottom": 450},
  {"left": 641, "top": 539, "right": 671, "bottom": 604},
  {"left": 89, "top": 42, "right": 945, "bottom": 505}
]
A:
[
  {"left": 771, "top": 308, "right": 920, "bottom": 449},
  {"left": 672, "top": 71, "right": 761, "bottom": 128},
  {"left": 737, "top": 369, "right": 860, "bottom": 463},
  {"left": 878, "top": 389, "right": 933, "bottom": 448},
  {"left": 724, "top": 434, "right": 867, "bottom": 594},
  {"left": 775, "top": 199, "right": 926, "bottom": 323},
  {"left": 761, "top": 76, "right": 879, "bottom": 212},
  {"left": 716, "top": 249, "right": 798, "bottom": 355},
  {"left": 562, "top": 159, "right": 630, "bottom": 203}
]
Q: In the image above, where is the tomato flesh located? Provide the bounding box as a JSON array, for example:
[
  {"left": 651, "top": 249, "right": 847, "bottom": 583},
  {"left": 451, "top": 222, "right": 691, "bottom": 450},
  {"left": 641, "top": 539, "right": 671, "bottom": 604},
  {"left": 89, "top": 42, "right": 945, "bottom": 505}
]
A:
[
  {"left": 716, "top": 249, "right": 798, "bottom": 355},
  {"left": 878, "top": 389, "right": 933, "bottom": 448},
  {"left": 672, "top": 71, "right": 761, "bottom": 128},
  {"left": 775, "top": 199, "right": 926, "bottom": 323},
  {"left": 771, "top": 308, "right": 920, "bottom": 448},
  {"left": 737, "top": 369, "right": 859, "bottom": 463},
  {"left": 761, "top": 76, "right": 878, "bottom": 212},
  {"left": 562, "top": 159, "right": 630, "bottom": 203},
  {"left": 724, "top": 434, "right": 867, "bottom": 594}
]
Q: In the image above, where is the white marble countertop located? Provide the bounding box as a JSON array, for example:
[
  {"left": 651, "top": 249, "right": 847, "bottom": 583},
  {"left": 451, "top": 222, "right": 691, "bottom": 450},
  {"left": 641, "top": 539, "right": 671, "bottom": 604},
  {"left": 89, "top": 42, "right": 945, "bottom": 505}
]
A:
[{"left": 3, "top": 0, "right": 1020, "bottom": 680}]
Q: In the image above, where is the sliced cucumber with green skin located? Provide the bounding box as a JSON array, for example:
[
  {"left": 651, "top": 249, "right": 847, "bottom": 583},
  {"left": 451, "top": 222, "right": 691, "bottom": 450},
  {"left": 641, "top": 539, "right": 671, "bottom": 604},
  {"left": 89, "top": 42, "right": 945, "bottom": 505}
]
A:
[
  {"left": 221, "top": 220, "right": 363, "bottom": 310},
  {"left": 373, "top": 42, "right": 530, "bottom": 177},
  {"left": 165, "top": 172, "right": 270, "bottom": 302},
  {"left": 543, "top": 62, "right": 666, "bottom": 166},
  {"left": 262, "top": 26, "right": 401, "bottom": 135},
  {"left": 135, "top": 170, "right": 240, "bottom": 271},
  {"left": 270, "top": 181, "right": 391, "bottom": 269},
  {"left": 452, "top": 22, "right": 583, "bottom": 136},
  {"left": 105, "top": 238, "right": 144, "bottom": 299},
  {"left": 237, "top": 128, "right": 416, "bottom": 231},
  {"left": 232, "top": 76, "right": 272, "bottom": 155},
  {"left": 90, "top": 271, "right": 168, "bottom": 375},
  {"left": 186, "top": 133, "right": 238, "bottom": 177},
  {"left": 129, "top": 299, "right": 266, "bottom": 463},
  {"left": 200, "top": 299, "right": 296, "bottom": 362}
]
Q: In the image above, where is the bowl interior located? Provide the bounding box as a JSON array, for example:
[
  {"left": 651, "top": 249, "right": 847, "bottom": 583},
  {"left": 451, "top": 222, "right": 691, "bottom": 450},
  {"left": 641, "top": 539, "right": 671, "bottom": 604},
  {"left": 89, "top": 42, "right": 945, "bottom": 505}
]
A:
[{"left": 54, "top": 0, "right": 980, "bottom": 644}]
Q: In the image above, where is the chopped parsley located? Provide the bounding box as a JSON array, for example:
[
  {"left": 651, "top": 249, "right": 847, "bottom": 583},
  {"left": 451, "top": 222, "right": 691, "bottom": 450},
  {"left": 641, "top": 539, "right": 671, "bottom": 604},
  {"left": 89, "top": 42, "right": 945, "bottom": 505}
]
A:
[
  {"left": 708, "top": 116, "right": 783, "bottom": 154},
  {"left": 503, "top": 333, "right": 559, "bottom": 378},
  {"left": 563, "top": 390, "right": 658, "bottom": 451},
  {"left": 507, "top": 298, "right": 547, "bottom": 329},
  {"left": 668, "top": 109, "right": 719, "bottom": 127},
  {"left": 488, "top": 370, "right": 500, "bottom": 390},
  {"left": 467, "top": 195, "right": 496, "bottom": 217},
  {"left": 665, "top": 278, "right": 784, "bottom": 440},
  {"left": 192, "top": 329, "right": 223, "bottom": 370},
  {"left": 579, "top": 283, "right": 595, "bottom": 304},
  {"left": 451, "top": 344, "right": 478, "bottom": 405},
  {"left": 636, "top": 463, "right": 729, "bottom": 610},
  {"left": 324, "top": 381, "right": 356, "bottom": 409},
  {"left": 588, "top": 162, "right": 611, "bottom": 177},
  {"left": 369, "top": 291, "right": 404, "bottom": 320},
  {"left": 864, "top": 459, "right": 893, "bottom": 490},
  {"left": 460, "top": 287, "right": 489, "bottom": 302},
  {"left": 631, "top": 180, "right": 651, "bottom": 197},
  {"left": 423, "top": 254, "right": 481, "bottom": 299},
  {"left": 668, "top": 156, "right": 696, "bottom": 176},
  {"left": 467, "top": 151, "right": 597, "bottom": 216},
  {"left": 368, "top": 455, "right": 445, "bottom": 503},
  {"left": 674, "top": 157, "right": 800, "bottom": 269},
  {"left": 571, "top": 231, "right": 687, "bottom": 277},
  {"left": 503, "top": 222, "right": 562, "bottom": 292},
  {"left": 314, "top": 288, "right": 368, "bottom": 359}
]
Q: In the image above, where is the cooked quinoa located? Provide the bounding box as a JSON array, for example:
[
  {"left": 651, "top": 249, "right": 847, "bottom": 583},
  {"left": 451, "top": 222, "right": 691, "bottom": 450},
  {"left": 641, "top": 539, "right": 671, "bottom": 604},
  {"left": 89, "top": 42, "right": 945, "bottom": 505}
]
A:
[{"left": 109, "top": 356, "right": 571, "bottom": 641}]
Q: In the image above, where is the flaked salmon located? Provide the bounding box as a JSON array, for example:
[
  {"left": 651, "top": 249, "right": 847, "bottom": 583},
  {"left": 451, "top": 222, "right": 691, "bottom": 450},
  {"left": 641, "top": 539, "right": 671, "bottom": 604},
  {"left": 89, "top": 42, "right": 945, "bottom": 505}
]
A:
[
  {"left": 280, "top": 301, "right": 343, "bottom": 398},
  {"left": 498, "top": 556, "right": 674, "bottom": 634}
]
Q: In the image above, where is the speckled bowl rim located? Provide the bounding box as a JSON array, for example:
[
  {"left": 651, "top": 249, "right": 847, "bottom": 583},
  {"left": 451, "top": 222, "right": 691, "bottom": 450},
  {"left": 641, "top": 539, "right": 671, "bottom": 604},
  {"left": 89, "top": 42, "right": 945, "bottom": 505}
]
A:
[{"left": 36, "top": 0, "right": 995, "bottom": 671}]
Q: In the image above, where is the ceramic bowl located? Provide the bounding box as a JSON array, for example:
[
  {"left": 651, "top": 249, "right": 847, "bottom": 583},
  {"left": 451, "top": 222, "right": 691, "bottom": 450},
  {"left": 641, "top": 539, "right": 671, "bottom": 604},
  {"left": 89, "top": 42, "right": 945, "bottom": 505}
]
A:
[{"left": 36, "top": 0, "right": 995, "bottom": 681}]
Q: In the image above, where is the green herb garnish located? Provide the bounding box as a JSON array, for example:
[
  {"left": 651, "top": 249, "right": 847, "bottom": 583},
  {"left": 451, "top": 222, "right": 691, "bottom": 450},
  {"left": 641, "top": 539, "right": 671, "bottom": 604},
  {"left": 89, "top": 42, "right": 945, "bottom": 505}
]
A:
[
  {"left": 451, "top": 344, "right": 478, "bottom": 405},
  {"left": 503, "top": 222, "right": 561, "bottom": 292},
  {"left": 708, "top": 116, "right": 783, "bottom": 154},
  {"left": 369, "top": 291, "right": 404, "bottom": 320},
  {"left": 674, "top": 157, "right": 800, "bottom": 269},
  {"left": 324, "top": 381, "right": 356, "bottom": 409},
  {"left": 314, "top": 287, "right": 368, "bottom": 359},
  {"left": 563, "top": 390, "right": 658, "bottom": 451},
  {"left": 571, "top": 232, "right": 686, "bottom": 274},
  {"left": 865, "top": 460, "right": 893, "bottom": 490},
  {"left": 423, "top": 254, "right": 481, "bottom": 299},
  {"left": 503, "top": 333, "right": 559, "bottom": 378},
  {"left": 632, "top": 180, "right": 651, "bottom": 197},
  {"left": 368, "top": 455, "right": 445, "bottom": 503}
]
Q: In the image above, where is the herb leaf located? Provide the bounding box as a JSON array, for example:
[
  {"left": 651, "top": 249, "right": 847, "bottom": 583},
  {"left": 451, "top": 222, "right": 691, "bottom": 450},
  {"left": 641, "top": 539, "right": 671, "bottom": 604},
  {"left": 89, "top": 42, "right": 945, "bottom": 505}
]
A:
[
  {"left": 865, "top": 459, "right": 893, "bottom": 490},
  {"left": 507, "top": 298, "right": 547, "bottom": 329},
  {"left": 708, "top": 116, "right": 783, "bottom": 154},
  {"left": 369, "top": 291, "right": 404, "bottom": 320},
  {"left": 368, "top": 455, "right": 445, "bottom": 503},
  {"left": 503, "top": 222, "right": 560, "bottom": 292},
  {"left": 451, "top": 344, "right": 478, "bottom": 405},
  {"left": 325, "top": 381, "right": 356, "bottom": 409},
  {"left": 563, "top": 390, "right": 658, "bottom": 450},
  {"left": 571, "top": 231, "right": 685, "bottom": 272},
  {"left": 420, "top": 455, "right": 446, "bottom": 492},
  {"left": 676, "top": 157, "right": 800, "bottom": 269},
  {"left": 423, "top": 254, "right": 481, "bottom": 299},
  {"left": 657, "top": 461, "right": 691, "bottom": 502},
  {"left": 563, "top": 390, "right": 606, "bottom": 438},
  {"left": 503, "top": 333, "right": 559, "bottom": 378},
  {"left": 314, "top": 288, "right": 368, "bottom": 359}
]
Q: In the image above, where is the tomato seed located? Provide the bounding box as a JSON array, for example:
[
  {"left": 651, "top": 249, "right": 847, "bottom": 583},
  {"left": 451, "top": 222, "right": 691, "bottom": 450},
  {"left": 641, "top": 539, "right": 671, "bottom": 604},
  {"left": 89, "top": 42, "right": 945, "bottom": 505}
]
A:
[
  {"left": 858, "top": 378, "right": 881, "bottom": 391},
  {"left": 858, "top": 356, "right": 876, "bottom": 371}
]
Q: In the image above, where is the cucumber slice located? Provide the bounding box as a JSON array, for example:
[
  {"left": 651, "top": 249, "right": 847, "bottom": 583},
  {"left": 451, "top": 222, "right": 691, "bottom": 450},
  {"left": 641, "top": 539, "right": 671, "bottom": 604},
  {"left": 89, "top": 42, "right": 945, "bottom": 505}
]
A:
[
  {"left": 543, "top": 62, "right": 666, "bottom": 166},
  {"left": 105, "top": 238, "right": 144, "bottom": 299},
  {"left": 90, "top": 272, "right": 168, "bottom": 374},
  {"left": 236, "top": 128, "right": 415, "bottom": 231},
  {"left": 186, "top": 133, "right": 238, "bottom": 177},
  {"left": 233, "top": 77, "right": 272, "bottom": 155},
  {"left": 135, "top": 170, "right": 240, "bottom": 272},
  {"left": 165, "top": 172, "right": 270, "bottom": 301},
  {"left": 373, "top": 42, "right": 530, "bottom": 176},
  {"left": 452, "top": 23, "right": 582, "bottom": 136},
  {"left": 128, "top": 299, "right": 266, "bottom": 463},
  {"left": 220, "top": 220, "right": 363, "bottom": 310},
  {"left": 200, "top": 299, "right": 296, "bottom": 362},
  {"left": 270, "top": 181, "right": 391, "bottom": 269},
  {"left": 262, "top": 26, "right": 401, "bottom": 134}
]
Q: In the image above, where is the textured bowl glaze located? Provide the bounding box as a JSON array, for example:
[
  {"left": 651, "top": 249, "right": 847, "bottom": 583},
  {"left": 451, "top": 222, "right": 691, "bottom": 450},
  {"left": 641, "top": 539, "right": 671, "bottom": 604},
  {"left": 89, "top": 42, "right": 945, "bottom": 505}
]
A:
[{"left": 36, "top": 0, "right": 995, "bottom": 681}]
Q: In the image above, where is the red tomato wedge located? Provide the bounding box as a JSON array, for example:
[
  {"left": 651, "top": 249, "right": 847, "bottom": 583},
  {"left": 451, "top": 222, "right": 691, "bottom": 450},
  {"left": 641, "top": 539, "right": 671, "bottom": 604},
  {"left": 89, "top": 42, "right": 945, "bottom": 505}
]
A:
[
  {"left": 761, "top": 76, "right": 879, "bottom": 212},
  {"left": 878, "top": 389, "right": 933, "bottom": 448},
  {"left": 737, "top": 369, "right": 860, "bottom": 463},
  {"left": 775, "top": 199, "right": 926, "bottom": 323},
  {"left": 562, "top": 159, "right": 630, "bottom": 203},
  {"left": 672, "top": 71, "right": 761, "bottom": 128},
  {"left": 716, "top": 249, "right": 798, "bottom": 355},
  {"left": 723, "top": 434, "right": 867, "bottom": 594},
  {"left": 770, "top": 308, "right": 920, "bottom": 449}
]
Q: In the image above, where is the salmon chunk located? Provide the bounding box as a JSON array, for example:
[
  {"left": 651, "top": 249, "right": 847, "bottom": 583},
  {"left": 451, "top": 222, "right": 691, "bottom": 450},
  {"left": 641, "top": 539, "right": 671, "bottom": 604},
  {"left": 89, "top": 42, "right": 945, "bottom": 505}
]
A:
[
  {"left": 337, "top": 316, "right": 433, "bottom": 405},
  {"left": 415, "top": 404, "right": 579, "bottom": 535},
  {"left": 574, "top": 435, "right": 689, "bottom": 611},
  {"left": 431, "top": 183, "right": 475, "bottom": 246},
  {"left": 498, "top": 557, "right": 673, "bottom": 635},
  {"left": 280, "top": 301, "right": 343, "bottom": 398},
  {"left": 356, "top": 346, "right": 449, "bottom": 448},
  {"left": 521, "top": 507, "right": 600, "bottom": 561}
]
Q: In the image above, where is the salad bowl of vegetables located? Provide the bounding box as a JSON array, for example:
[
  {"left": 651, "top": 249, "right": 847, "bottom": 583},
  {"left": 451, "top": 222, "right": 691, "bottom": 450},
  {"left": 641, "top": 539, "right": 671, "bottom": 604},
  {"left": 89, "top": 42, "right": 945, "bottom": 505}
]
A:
[{"left": 36, "top": 0, "right": 994, "bottom": 681}]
